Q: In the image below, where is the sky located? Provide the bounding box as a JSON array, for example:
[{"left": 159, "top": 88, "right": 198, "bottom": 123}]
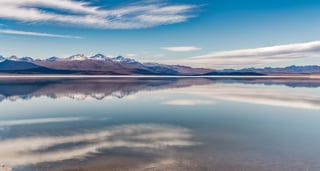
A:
[{"left": 1, "top": 0, "right": 320, "bottom": 69}]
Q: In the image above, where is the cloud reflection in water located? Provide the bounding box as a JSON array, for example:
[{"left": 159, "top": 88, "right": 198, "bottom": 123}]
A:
[
  {"left": 0, "top": 117, "right": 86, "bottom": 126},
  {"left": 0, "top": 124, "right": 198, "bottom": 167}
]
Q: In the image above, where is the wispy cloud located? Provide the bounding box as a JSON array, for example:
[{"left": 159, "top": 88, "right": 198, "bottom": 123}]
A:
[
  {"left": 192, "top": 41, "right": 320, "bottom": 60},
  {"left": 0, "top": 0, "right": 198, "bottom": 29},
  {"left": 157, "top": 41, "right": 320, "bottom": 68},
  {"left": 0, "top": 29, "right": 82, "bottom": 39},
  {"left": 162, "top": 46, "right": 201, "bottom": 52}
]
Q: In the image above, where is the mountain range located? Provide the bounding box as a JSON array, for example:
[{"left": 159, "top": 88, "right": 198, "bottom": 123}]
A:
[
  {"left": 0, "top": 54, "right": 320, "bottom": 75},
  {"left": 0, "top": 54, "right": 213, "bottom": 75}
]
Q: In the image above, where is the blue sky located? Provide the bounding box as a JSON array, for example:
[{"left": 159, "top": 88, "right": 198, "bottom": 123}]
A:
[{"left": 1, "top": 0, "right": 320, "bottom": 68}]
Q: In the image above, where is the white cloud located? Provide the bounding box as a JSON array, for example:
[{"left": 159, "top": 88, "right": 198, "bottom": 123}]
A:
[
  {"left": 0, "top": 29, "right": 82, "bottom": 39},
  {"left": 163, "top": 99, "right": 214, "bottom": 106},
  {"left": 156, "top": 41, "right": 320, "bottom": 68},
  {"left": 0, "top": 0, "right": 198, "bottom": 29},
  {"left": 162, "top": 46, "right": 202, "bottom": 52}
]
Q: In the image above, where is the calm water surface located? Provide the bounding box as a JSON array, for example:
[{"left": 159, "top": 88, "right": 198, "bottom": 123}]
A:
[{"left": 1, "top": 77, "right": 320, "bottom": 171}]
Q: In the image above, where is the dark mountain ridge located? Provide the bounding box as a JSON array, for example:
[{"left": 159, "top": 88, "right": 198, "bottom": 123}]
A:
[
  {"left": 0, "top": 60, "right": 77, "bottom": 74},
  {"left": 0, "top": 60, "right": 39, "bottom": 71}
]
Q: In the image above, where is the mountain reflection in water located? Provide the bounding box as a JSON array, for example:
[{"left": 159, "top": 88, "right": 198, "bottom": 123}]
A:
[
  {"left": 0, "top": 77, "right": 320, "bottom": 110},
  {"left": 0, "top": 77, "right": 320, "bottom": 102},
  {"left": 1, "top": 77, "right": 320, "bottom": 171}
]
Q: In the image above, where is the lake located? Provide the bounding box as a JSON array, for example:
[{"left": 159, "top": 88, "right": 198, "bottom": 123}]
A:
[{"left": 1, "top": 77, "right": 320, "bottom": 171}]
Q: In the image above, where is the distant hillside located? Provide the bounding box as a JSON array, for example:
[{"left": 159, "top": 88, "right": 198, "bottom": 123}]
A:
[{"left": 219, "top": 65, "right": 320, "bottom": 75}]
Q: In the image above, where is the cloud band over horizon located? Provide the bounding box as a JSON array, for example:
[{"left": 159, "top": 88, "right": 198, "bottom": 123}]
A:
[{"left": 156, "top": 41, "right": 320, "bottom": 68}]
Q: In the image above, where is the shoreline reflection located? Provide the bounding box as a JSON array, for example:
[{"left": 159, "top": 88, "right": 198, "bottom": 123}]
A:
[{"left": 0, "top": 77, "right": 320, "bottom": 103}]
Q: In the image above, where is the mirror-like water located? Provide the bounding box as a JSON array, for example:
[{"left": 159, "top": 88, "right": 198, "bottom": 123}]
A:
[{"left": 1, "top": 77, "right": 320, "bottom": 171}]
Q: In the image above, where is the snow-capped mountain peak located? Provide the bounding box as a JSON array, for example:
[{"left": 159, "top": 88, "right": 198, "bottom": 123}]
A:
[
  {"left": 0, "top": 54, "right": 139, "bottom": 63},
  {"left": 111, "top": 56, "right": 138, "bottom": 64},
  {"left": 90, "top": 54, "right": 109, "bottom": 61},
  {"left": 66, "top": 54, "right": 88, "bottom": 61},
  {"left": 8, "top": 56, "right": 20, "bottom": 61},
  {"left": 1, "top": 56, "right": 34, "bottom": 62},
  {"left": 20, "top": 56, "right": 34, "bottom": 62}
]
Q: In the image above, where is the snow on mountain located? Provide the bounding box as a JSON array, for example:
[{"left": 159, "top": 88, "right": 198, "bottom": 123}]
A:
[
  {"left": 53, "top": 54, "right": 138, "bottom": 63},
  {"left": 90, "top": 54, "right": 110, "bottom": 61},
  {"left": 66, "top": 54, "right": 88, "bottom": 61},
  {"left": 8, "top": 56, "right": 20, "bottom": 61},
  {"left": 0, "top": 54, "right": 215, "bottom": 75},
  {"left": 111, "top": 56, "right": 138, "bottom": 64},
  {"left": 0, "top": 56, "right": 34, "bottom": 62},
  {"left": 1, "top": 54, "right": 139, "bottom": 64},
  {"left": 20, "top": 56, "right": 34, "bottom": 62}
]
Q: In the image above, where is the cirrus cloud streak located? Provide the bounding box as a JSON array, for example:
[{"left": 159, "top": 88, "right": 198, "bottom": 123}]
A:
[
  {"left": 0, "top": 0, "right": 198, "bottom": 29},
  {"left": 0, "top": 29, "right": 82, "bottom": 39}
]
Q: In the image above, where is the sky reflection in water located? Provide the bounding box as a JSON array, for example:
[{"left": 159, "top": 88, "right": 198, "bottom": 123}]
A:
[{"left": 0, "top": 77, "right": 320, "bottom": 171}]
